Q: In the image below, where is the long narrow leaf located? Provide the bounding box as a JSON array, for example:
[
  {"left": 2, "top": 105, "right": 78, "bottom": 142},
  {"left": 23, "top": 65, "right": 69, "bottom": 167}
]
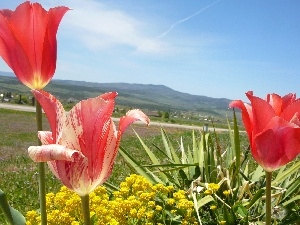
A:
[
  {"left": 103, "top": 182, "right": 119, "bottom": 193},
  {"left": 161, "top": 128, "right": 181, "bottom": 164},
  {"left": 225, "top": 116, "right": 235, "bottom": 168},
  {"left": 198, "top": 133, "right": 205, "bottom": 181},
  {"left": 197, "top": 195, "right": 215, "bottom": 208},
  {"left": 118, "top": 146, "right": 162, "bottom": 184},
  {"left": 246, "top": 189, "right": 264, "bottom": 209},
  {"left": 142, "top": 163, "right": 197, "bottom": 168},
  {"left": 180, "top": 137, "right": 188, "bottom": 164},
  {"left": 272, "top": 160, "right": 300, "bottom": 185},
  {"left": 192, "top": 130, "right": 199, "bottom": 163},
  {"left": 134, "top": 130, "right": 161, "bottom": 165},
  {"left": 281, "top": 178, "right": 300, "bottom": 202},
  {"left": 250, "top": 165, "right": 264, "bottom": 183},
  {"left": 282, "top": 195, "right": 300, "bottom": 207},
  {"left": 232, "top": 109, "right": 241, "bottom": 174},
  {"left": 134, "top": 130, "right": 168, "bottom": 182},
  {"left": 0, "top": 189, "right": 25, "bottom": 225}
]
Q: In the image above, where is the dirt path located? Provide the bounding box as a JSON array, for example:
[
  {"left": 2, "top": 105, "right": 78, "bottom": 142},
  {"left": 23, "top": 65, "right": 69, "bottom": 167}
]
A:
[{"left": 0, "top": 102, "right": 228, "bottom": 132}]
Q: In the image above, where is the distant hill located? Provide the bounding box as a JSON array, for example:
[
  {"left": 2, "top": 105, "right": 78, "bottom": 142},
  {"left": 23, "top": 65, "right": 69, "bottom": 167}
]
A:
[
  {"left": 0, "top": 71, "right": 14, "bottom": 77},
  {"left": 0, "top": 71, "right": 232, "bottom": 117}
]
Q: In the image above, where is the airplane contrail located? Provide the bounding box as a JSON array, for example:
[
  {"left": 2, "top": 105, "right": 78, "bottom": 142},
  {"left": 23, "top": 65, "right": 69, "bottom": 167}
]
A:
[{"left": 157, "top": 0, "right": 221, "bottom": 39}]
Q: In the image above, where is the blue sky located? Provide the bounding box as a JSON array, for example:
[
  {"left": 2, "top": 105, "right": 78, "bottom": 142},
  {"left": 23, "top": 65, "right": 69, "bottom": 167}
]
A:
[{"left": 1, "top": 0, "right": 300, "bottom": 102}]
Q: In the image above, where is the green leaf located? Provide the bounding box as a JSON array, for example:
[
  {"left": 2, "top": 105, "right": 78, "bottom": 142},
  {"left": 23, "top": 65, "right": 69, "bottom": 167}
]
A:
[
  {"left": 118, "top": 146, "right": 162, "bottom": 184},
  {"left": 282, "top": 178, "right": 300, "bottom": 201},
  {"left": 282, "top": 195, "right": 300, "bottom": 207},
  {"left": 233, "top": 203, "right": 248, "bottom": 218},
  {"left": 256, "top": 222, "right": 265, "bottom": 225},
  {"left": 134, "top": 130, "right": 161, "bottom": 165},
  {"left": 226, "top": 116, "right": 235, "bottom": 164},
  {"left": 223, "top": 207, "right": 236, "bottom": 225},
  {"left": 246, "top": 188, "right": 264, "bottom": 209},
  {"left": 0, "top": 189, "right": 25, "bottom": 225},
  {"left": 232, "top": 109, "right": 241, "bottom": 173},
  {"left": 196, "top": 195, "right": 214, "bottom": 208},
  {"left": 192, "top": 130, "right": 199, "bottom": 163},
  {"left": 272, "top": 160, "right": 300, "bottom": 185},
  {"left": 198, "top": 133, "right": 205, "bottom": 180},
  {"left": 103, "top": 182, "right": 119, "bottom": 193},
  {"left": 142, "top": 163, "right": 197, "bottom": 168},
  {"left": 134, "top": 130, "right": 169, "bottom": 182},
  {"left": 161, "top": 128, "right": 181, "bottom": 164},
  {"left": 250, "top": 165, "right": 264, "bottom": 183}
]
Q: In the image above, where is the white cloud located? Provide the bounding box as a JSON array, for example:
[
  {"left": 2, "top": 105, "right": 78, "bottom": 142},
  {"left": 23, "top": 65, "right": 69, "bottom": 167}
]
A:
[
  {"left": 41, "top": 0, "right": 225, "bottom": 58},
  {"left": 52, "top": 0, "right": 168, "bottom": 54}
]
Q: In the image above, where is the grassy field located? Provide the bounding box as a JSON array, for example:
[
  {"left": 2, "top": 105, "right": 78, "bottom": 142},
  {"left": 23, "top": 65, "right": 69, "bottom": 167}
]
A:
[
  {"left": 1, "top": 108, "right": 223, "bottom": 223},
  {"left": 2, "top": 107, "right": 299, "bottom": 224}
]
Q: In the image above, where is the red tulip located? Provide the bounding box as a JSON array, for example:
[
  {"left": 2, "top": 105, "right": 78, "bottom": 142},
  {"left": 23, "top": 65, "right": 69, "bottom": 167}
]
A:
[
  {"left": 230, "top": 91, "right": 300, "bottom": 172},
  {"left": 28, "top": 90, "right": 150, "bottom": 196},
  {"left": 0, "top": 2, "right": 69, "bottom": 89}
]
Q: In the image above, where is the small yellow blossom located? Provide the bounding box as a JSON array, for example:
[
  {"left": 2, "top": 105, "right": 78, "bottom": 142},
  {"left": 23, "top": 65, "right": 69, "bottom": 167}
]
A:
[
  {"left": 210, "top": 205, "right": 217, "bottom": 210},
  {"left": 208, "top": 183, "right": 220, "bottom": 192},
  {"left": 204, "top": 189, "right": 213, "bottom": 195},
  {"left": 155, "top": 205, "right": 163, "bottom": 211},
  {"left": 166, "top": 198, "right": 175, "bottom": 205},
  {"left": 25, "top": 174, "right": 197, "bottom": 225},
  {"left": 223, "top": 190, "right": 230, "bottom": 196}
]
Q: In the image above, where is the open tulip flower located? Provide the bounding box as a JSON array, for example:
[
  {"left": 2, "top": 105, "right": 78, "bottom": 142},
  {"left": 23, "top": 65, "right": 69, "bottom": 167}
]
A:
[
  {"left": 230, "top": 91, "right": 300, "bottom": 172},
  {"left": 28, "top": 90, "right": 150, "bottom": 196},
  {"left": 0, "top": 2, "right": 69, "bottom": 89}
]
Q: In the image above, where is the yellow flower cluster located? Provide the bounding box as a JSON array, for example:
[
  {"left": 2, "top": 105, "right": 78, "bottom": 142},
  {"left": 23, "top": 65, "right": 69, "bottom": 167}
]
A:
[
  {"left": 26, "top": 174, "right": 198, "bottom": 225},
  {"left": 204, "top": 183, "right": 220, "bottom": 195}
]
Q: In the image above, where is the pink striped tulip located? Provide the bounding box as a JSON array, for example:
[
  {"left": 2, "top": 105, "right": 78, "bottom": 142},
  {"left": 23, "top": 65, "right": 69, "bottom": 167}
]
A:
[
  {"left": 28, "top": 90, "right": 150, "bottom": 196},
  {"left": 0, "top": 2, "right": 69, "bottom": 89},
  {"left": 230, "top": 91, "right": 300, "bottom": 172}
]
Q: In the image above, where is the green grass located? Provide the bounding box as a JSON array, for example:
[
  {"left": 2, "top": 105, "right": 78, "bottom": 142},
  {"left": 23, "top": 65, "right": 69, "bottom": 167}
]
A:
[
  {"left": 1, "top": 108, "right": 299, "bottom": 224},
  {"left": 0, "top": 108, "right": 202, "bottom": 223}
]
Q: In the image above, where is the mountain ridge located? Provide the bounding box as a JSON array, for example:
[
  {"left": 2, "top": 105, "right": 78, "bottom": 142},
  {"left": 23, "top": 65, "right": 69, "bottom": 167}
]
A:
[{"left": 0, "top": 71, "right": 232, "bottom": 117}]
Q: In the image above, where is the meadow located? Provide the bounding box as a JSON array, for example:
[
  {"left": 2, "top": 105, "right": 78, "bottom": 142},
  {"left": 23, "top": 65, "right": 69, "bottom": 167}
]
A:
[
  {"left": 1, "top": 108, "right": 299, "bottom": 224},
  {"left": 0, "top": 108, "right": 211, "bottom": 223}
]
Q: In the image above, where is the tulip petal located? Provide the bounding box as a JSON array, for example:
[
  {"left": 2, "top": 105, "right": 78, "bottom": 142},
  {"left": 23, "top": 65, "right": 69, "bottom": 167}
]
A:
[
  {"left": 282, "top": 93, "right": 296, "bottom": 110},
  {"left": 0, "top": 11, "right": 32, "bottom": 81},
  {"left": 32, "top": 90, "right": 65, "bottom": 143},
  {"left": 0, "top": 9, "right": 13, "bottom": 18},
  {"left": 54, "top": 156, "right": 89, "bottom": 196},
  {"left": 97, "top": 91, "right": 118, "bottom": 101},
  {"left": 91, "top": 109, "right": 150, "bottom": 189},
  {"left": 254, "top": 117, "right": 300, "bottom": 171},
  {"left": 61, "top": 92, "right": 117, "bottom": 157},
  {"left": 266, "top": 93, "right": 283, "bottom": 116},
  {"left": 281, "top": 99, "right": 300, "bottom": 123},
  {"left": 94, "top": 120, "right": 118, "bottom": 186},
  {"left": 0, "top": 2, "right": 69, "bottom": 89},
  {"left": 10, "top": 2, "right": 69, "bottom": 88},
  {"left": 29, "top": 89, "right": 150, "bottom": 196},
  {"left": 38, "top": 131, "right": 53, "bottom": 145},
  {"left": 41, "top": 5, "right": 70, "bottom": 82},
  {"left": 118, "top": 109, "right": 150, "bottom": 135},
  {"left": 246, "top": 92, "right": 276, "bottom": 136},
  {"left": 10, "top": 2, "right": 47, "bottom": 75},
  {"left": 28, "top": 144, "right": 85, "bottom": 162},
  {"left": 229, "top": 100, "right": 253, "bottom": 142}
]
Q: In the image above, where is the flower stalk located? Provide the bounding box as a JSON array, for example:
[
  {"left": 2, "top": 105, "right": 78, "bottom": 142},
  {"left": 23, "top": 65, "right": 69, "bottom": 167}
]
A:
[
  {"left": 265, "top": 171, "right": 272, "bottom": 225},
  {"left": 36, "top": 100, "right": 47, "bottom": 225},
  {"left": 80, "top": 195, "right": 90, "bottom": 225}
]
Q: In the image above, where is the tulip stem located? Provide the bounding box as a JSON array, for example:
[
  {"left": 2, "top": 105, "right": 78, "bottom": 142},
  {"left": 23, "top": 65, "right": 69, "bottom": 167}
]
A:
[
  {"left": 80, "top": 194, "right": 90, "bottom": 225},
  {"left": 36, "top": 101, "right": 47, "bottom": 225},
  {"left": 265, "top": 171, "right": 272, "bottom": 225}
]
